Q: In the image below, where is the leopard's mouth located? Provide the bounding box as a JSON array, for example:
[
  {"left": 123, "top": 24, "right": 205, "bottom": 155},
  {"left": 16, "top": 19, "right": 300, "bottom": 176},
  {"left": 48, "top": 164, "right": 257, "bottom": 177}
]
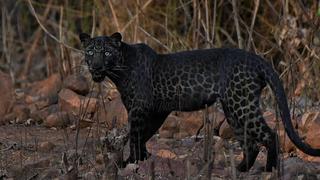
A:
[{"left": 92, "top": 73, "right": 105, "bottom": 82}]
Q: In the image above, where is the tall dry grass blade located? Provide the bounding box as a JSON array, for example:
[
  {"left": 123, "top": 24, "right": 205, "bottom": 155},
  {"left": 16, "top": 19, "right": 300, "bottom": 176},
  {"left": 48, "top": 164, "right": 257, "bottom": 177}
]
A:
[
  {"left": 211, "top": 0, "right": 217, "bottom": 46},
  {"left": 231, "top": 0, "right": 243, "bottom": 49},
  {"left": 229, "top": 148, "right": 237, "bottom": 180},
  {"left": 246, "top": 0, "right": 260, "bottom": 51},
  {"left": 204, "top": 0, "right": 210, "bottom": 47},
  {"left": 59, "top": 5, "right": 66, "bottom": 78},
  {"left": 121, "top": 0, "right": 153, "bottom": 33},
  {"left": 1, "top": 6, "right": 15, "bottom": 84},
  {"left": 108, "top": 0, "right": 120, "bottom": 32},
  {"left": 21, "top": 0, "right": 52, "bottom": 79},
  {"left": 91, "top": 8, "right": 96, "bottom": 36},
  {"left": 138, "top": 26, "right": 171, "bottom": 51}
]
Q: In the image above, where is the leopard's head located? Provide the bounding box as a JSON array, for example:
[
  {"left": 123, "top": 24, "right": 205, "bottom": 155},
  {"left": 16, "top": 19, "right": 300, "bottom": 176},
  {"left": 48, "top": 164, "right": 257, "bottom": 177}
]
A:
[{"left": 79, "top": 32, "right": 123, "bottom": 82}]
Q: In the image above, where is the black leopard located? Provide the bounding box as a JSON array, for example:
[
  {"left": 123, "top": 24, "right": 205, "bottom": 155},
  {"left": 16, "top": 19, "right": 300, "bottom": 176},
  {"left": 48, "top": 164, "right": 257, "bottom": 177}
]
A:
[{"left": 79, "top": 32, "right": 320, "bottom": 172}]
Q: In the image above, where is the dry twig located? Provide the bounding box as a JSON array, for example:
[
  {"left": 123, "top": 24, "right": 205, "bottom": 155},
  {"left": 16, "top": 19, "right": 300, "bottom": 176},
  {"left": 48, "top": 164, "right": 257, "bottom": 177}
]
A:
[{"left": 27, "top": 0, "right": 81, "bottom": 53}]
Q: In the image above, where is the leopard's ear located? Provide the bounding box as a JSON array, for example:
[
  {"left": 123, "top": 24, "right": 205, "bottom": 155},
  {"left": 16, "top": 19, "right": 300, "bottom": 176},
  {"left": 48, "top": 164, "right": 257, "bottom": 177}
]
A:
[
  {"left": 110, "top": 32, "right": 122, "bottom": 47},
  {"left": 110, "top": 32, "right": 122, "bottom": 42},
  {"left": 79, "top": 33, "right": 91, "bottom": 47}
]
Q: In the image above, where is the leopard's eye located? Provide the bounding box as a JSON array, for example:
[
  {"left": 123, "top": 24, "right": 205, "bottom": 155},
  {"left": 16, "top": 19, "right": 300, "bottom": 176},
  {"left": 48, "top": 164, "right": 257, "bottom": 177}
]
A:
[
  {"left": 87, "top": 50, "right": 94, "bottom": 56},
  {"left": 105, "top": 52, "right": 111, "bottom": 57}
]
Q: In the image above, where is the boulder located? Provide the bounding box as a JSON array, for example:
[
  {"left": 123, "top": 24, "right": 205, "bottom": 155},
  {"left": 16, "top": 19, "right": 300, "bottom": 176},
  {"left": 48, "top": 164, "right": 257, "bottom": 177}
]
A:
[
  {"left": 177, "top": 111, "right": 203, "bottom": 138},
  {"left": 30, "top": 104, "right": 59, "bottom": 123},
  {"left": 298, "top": 111, "right": 320, "bottom": 162},
  {"left": 94, "top": 96, "right": 127, "bottom": 129},
  {"left": 29, "top": 73, "right": 62, "bottom": 98},
  {"left": 159, "top": 115, "right": 179, "bottom": 138},
  {"left": 219, "top": 120, "right": 233, "bottom": 139},
  {"left": 58, "top": 88, "right": 97, "bottom": 115},
  {"left": 63, "top": 74, "right": 89, "bottom": 96}
]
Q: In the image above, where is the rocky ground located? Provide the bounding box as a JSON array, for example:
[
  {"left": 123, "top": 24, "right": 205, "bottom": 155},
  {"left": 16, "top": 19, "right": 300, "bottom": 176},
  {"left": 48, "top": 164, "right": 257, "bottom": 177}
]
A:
[{"left": 0, "top": 71, "right": 320, "bottom": 179}]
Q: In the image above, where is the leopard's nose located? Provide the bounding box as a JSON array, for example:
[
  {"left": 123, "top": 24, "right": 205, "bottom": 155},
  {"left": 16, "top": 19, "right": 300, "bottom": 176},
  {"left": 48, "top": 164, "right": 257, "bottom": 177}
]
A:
[
  {"left": 93, "top": 65, "right": 103, "bottom": 71},
  {"left": 92, "top": 62, "right": 103, "bottom": 71}
]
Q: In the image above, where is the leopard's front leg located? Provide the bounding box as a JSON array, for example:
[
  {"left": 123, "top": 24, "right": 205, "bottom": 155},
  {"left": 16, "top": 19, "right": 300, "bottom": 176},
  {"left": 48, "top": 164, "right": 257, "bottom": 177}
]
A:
[
  {"left": 123, "top": 105, "right": 151, "bottom": 165},
  {"left": 125, "top": 107, "right": 169, "bottom": 165}
]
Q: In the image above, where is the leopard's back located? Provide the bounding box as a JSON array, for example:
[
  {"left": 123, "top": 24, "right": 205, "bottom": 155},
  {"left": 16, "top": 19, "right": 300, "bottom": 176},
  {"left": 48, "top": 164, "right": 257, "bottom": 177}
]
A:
[{"left": 150, "top": 48, "right": 266, "bottom": 112}]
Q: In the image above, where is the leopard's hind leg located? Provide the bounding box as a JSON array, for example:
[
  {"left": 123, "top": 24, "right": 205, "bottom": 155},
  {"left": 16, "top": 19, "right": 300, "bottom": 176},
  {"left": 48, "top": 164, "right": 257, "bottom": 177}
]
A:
[
  {"left": 221, "top": 101, "right": 259, "bottom": 172},
  {"left": 223, "top": 76, "right": 279, "bottom": 172},
  {"left": 236, "top": 139, "right": 260, "bottom": 172}
]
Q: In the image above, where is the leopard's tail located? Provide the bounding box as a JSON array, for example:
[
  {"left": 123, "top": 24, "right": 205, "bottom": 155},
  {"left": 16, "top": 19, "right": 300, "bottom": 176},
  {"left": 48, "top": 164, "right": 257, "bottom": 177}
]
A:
[{"left": 262, "top": 62, "right": 320, "bottom": 156}]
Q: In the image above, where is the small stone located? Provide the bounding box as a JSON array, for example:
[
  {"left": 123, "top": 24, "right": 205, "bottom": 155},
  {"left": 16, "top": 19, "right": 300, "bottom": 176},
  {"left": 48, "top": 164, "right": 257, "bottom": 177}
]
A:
[
  {"left": 1, "top": 113, "right": 15, "bottom": 125},
  {"left": 39, "top": 141, "right": 56, "bottom": 152},
  {"left": 156, "top": 149, "right": 177, "bottom": 159},
  {"left": 43, "top": 112, "right": 70, "bottom": 128},
  {"left": 96, "top": 153, "right": 104, "bottom": 164},
  {"left": 13, "top": 104, "right": 30, "bottom": 124}
]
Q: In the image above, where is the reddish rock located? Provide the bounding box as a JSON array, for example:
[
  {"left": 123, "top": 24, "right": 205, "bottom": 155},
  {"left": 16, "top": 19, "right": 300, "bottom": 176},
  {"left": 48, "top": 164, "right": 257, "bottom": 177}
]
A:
[
  {"left": 63, "top": 74, "right": 89, "bottom": 95},
  {"left": 301, "top": 111, "right": 320, "bottom": 129},
  {"left": 160, "top": 109, "right": 226, "bottom": 139},
  {"left": 30, "top": 73, "right": 62, "bottom": 98},
  {"left": 70, "top": 118, "right": 94, "bottom": 129},
  {"left": 178, "top": 111, "right": 203, "bottom": 138},
  {"left": 159, "top": 130, "right": 174, "bottom": 139},
  {"left": 43, "top": 111, "right": 70, "bottom": 128},
  {"left": 211, "top": 108, "right": 226, "bottom": 131},
  {"left": 301, "top": 111, "right": 320, "bottom": 161},
  {"left": 173, "top": 131, "right": 190, "bottom": 139},
  {"left": 156, "top": 149, "right": 177, "bottom": 159},
  {"left": 263, "top": 111, "right": 299, "bottom": 153},
  {"left": 159, "top": 115, "right": 179, "bottom": 138},
  {"left": 0, "top": 71, "right": 14, "bottom": 122},
  {"left": 58, "top": 88, "right": 97, "bottom": 115},
  {"left": 106, "top": 88, "right": 120, "bottom": 100},
  {"left": 278, "top": 129, "right": 295, "bottom": 153},
  {"left": 219, "top": 120, "right": 233, "bottom": 139},
  {"left": 94, "top": 96, "right": 127, "bottom": 129},
  {"left": 2, "top": 113, "right": 15, "bottom": 125},
  {"left": 13, "top": 104, "right": 30, "bottom": 124},
  {"left": 30, "top": 104, "right": 59, "bottom": 123}
]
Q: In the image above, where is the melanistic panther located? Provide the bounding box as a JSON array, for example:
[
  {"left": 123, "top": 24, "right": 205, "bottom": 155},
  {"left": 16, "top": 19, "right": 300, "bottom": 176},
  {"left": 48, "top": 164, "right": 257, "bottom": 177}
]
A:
[{"left": 79, "top": 32, "right": 320, "bottom": 172}]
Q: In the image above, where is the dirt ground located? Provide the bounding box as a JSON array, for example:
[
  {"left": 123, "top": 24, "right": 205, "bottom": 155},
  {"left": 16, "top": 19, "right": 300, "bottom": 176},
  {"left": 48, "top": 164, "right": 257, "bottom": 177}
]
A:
[{"left": 1, "top": 124, "right": 320, "bottom": 180}]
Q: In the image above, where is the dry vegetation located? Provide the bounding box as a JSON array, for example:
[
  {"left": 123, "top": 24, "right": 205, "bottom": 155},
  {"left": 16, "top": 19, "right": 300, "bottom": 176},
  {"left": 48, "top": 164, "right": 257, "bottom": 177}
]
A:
[
  {"left": 1, "top": 0, "right": 320, "bottom": 99},
  {"left": 0, "top": 0, "right": 320, "bottom": 179}
]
